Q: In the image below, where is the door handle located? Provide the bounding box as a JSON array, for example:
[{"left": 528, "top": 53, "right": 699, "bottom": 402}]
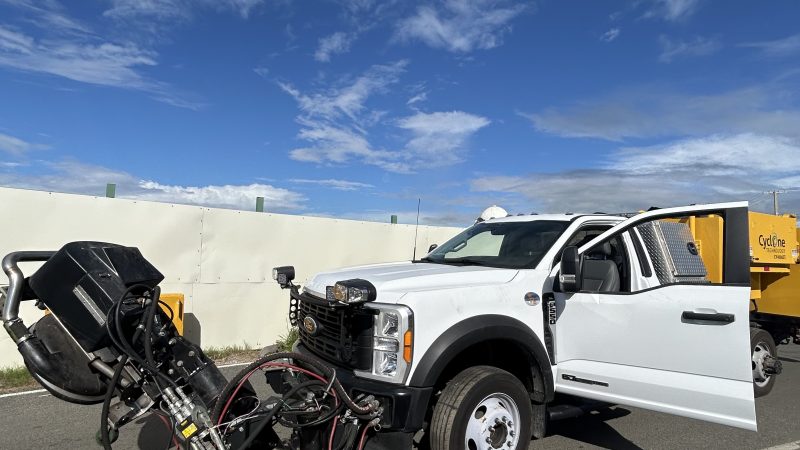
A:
[{"left": 681, "top": 311, "right": 735, "bottom": 324}]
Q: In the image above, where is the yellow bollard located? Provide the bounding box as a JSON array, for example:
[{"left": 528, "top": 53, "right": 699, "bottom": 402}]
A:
[{"left": 160, "top": 293, "right": 185, "bottom": 336}]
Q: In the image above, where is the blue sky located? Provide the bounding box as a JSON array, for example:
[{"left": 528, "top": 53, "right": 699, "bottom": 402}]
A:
[{"left": 1, "top": 0, "right": 800, "bottom": 225}]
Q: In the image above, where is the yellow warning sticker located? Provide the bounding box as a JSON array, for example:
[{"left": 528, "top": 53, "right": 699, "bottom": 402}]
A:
[{"left": 181, "top": 422, "right": 198, "bottom": 438}]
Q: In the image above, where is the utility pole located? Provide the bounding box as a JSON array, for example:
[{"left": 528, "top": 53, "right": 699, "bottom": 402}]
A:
[
  {"left": 773, "top": 191, "right": 779, "bottom": 216},
  {"left": 767, "top": 190, "right": 786, "bottom": 215}
]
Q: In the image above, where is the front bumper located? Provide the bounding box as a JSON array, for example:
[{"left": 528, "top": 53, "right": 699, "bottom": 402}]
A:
[{"left": 295, "top": 343, "right": 432, "bottom": 433}]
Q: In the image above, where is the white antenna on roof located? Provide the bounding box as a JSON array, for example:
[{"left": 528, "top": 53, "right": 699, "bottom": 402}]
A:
[{"left": 412, "top": 198, "right": 421, "bottom": 260}]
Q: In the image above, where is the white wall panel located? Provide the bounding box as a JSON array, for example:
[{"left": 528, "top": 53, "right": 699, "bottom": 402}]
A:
[{"left": 0, "top": 187, "right": 462, "bottom": 366}]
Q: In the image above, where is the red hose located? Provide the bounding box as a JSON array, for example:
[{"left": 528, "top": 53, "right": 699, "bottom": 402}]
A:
[{"left": 216, "top": 361, "right": 337, "bottom": 426}]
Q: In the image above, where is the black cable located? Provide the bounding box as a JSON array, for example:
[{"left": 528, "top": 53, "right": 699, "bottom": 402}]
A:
[
  {"left": 143, "top": 286, "right": 162, "bottom": 369},
  {"left": 100, "top": 354, "right": 129, "bottom": 450}
]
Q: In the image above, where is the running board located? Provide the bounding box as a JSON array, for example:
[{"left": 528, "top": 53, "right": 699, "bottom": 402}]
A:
[{"left": 547, "top": 401, "right": 610, "bottom": 421}]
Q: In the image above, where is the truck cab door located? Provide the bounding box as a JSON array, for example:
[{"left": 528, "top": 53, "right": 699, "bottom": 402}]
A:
[{"left": 550, "top": 202, "right": 756, "bottom": 430}]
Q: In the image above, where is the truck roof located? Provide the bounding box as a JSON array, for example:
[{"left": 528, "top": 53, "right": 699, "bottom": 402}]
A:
[{"left": 485, "top": 213, "right": 628, "bottom": 223}]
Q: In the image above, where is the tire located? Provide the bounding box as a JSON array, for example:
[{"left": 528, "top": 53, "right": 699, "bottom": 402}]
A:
[
  {"left": 751, "top": 328, "right": 778, "bottom": 398},
  {"left": 430, "top": 366, "right": 532, "bottom": 450}
]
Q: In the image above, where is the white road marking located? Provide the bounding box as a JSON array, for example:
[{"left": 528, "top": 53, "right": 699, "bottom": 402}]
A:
[
  {"left": 0, "top": 388, "right": 46, "bottom": 399},
  {"left": 0, "top": 362, "right": 250, "bottom": 400},
  {"left": 216, "top": 362, "right": 251, "bottom": 369},
  {"left": 762, "top": 441, "right": 800, "bottom": 450}
]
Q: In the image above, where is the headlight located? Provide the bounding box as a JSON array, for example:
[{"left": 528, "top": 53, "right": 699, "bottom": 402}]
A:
[
  {"left": 331, "top": 279, "right": 376, "bottom": 304},
  {"left": 355, "top": 304, "right": 413, "bottom": 384},
  {"left": 272, "top": 266, "right": 295, "bottom": 288}
]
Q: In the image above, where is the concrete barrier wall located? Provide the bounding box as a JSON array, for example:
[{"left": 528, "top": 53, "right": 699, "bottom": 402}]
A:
[{"left": 0, "top": 187, "right": 461, "bottom": 366}]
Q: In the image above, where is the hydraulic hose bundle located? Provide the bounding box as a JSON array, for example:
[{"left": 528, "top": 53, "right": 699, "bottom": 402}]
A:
[
  {"left": 212, "top": 351, "right": 383, "bottom": 450},
  {"left": 1, "top": 242, "right": 382, "bottom": 450}
]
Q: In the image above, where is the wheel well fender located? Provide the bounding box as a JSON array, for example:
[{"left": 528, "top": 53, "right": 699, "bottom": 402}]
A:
[{"left": 409, "top": 315, "right": 554, "bottom": 402}]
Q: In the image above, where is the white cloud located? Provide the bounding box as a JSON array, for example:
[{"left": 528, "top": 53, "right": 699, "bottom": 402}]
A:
[
  {"left": 0, "top": 25, "right": 202, "bottom": 109},
  {"left": 0, "top": 132, "right": 48, "bottom": 155},
  {"left": 397, "top": 111, "right": 490, "bottom": 167},
  {"left": 314, "top": 32, "right": 356, "bottom": 62},
  {"left": 472, "top": 133, "right": 800, "bottom": 214},
  {"left": 279, "top": 60, "right": 407, "bottom": 124},
  {"left": 0, "top": 0, "right": 90, "bottom": 34},
  {"left": 280, "top": 62, "right": 489, "bottom": 173},
  {"left": 135, "top": 180, "right": 303, "bottom": 210},
  {"left": 103, "top": 0, "right": 264, "bottom": 21},
  {"left": 600, "top": 28, "right": 620, "bottom": 43},
  {"left": 406, "top": 91, "right": 427, "bottom": 106},
  {"left": 525, "top": 84, "right": 800, "bottom": 141},
  {"left": 644, "top": 0, "right": 702, "bottom": 21},
  {"left": 395, "top": 0, "right": 527, "bottom": 53},
  {"left": 288, "top": 178, "right": 374, "bottom": 191},
  {"left": 0, "top": 160, "right": 305, "bottom": 211},
  {"left": 740, "top": 33, "right": 800, "bottom": 58},
  {"left": 658, "top": 35, "right": 720, "bottom": 63}
]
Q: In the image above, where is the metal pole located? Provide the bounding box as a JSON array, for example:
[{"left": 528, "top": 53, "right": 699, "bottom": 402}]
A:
[
  {"left": 106, "top": 183, "right": 116, "bottom": 198},
  {"left": 256, "top": 197, "right": 265, "bottom": 213},
  {"left": 773, "top": 191, "right": 779, "bottom": 215}
]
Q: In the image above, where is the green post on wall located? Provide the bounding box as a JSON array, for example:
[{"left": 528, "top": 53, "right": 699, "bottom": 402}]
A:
[
  {"left": 256, "top": 197, "right": 265, "bottom": 212},
  {"left": 390, "top": 215, "right": 398, "bottom": 224},
  {"left": 106, "top": 183, "right": 116, "bottom": 198}
]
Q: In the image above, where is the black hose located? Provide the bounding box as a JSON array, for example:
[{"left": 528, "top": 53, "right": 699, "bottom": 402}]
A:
[
  {"left": 100, "top": 354, "right": 129, "bottom": 450},
  {"left": 142, "top": 287, "right": 162, "bottom": 369},
  {"left": 212, "top": 351, "right": 376, "bottom": 425}
]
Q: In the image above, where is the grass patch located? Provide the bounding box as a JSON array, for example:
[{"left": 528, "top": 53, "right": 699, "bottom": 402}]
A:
[
  {"left": 275, "top": 328, "right": 299, "bottom": 352},
  {"left": 0, "top": 366, "right": 35, "bottom": 390},
  {"left": 203, "top": 343, "right": 255, "bottom": 361}
]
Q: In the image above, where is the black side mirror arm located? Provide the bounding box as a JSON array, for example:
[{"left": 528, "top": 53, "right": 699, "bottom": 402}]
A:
[{"left": 559, "top": 246, "right": 582, "bottom": 293}]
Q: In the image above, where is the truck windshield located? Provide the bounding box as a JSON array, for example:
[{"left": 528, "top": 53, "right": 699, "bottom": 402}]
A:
[{"left": 421, "top": 220, "right": 569, "bottom": 269}]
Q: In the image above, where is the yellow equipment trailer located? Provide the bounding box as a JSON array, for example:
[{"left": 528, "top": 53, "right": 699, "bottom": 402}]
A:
[{"left": 685, "top": 211, "right": 799, "bottom": 396}]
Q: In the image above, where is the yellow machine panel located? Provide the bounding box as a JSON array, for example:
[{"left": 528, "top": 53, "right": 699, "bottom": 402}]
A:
[
  {"left": 749, "top": 212, "right": 798, "bottom": 266},
  {"left": 160, "top": 293, "right": 185, "bottom": 336}
]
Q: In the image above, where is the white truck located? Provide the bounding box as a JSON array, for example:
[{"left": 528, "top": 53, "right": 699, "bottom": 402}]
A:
[{"left": 276, "top": 202, "right": 758, "bottom": 450}]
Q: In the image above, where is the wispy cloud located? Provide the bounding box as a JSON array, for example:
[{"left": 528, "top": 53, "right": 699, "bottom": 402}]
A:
[
  {"left": 524, "top": 84, "right": 800, "bottom": 141},
  {"left": 740, "top": 33, "right": 800, "bottom": 58},
  {"left": 644, "top": 0, "right": 702, "bottom": 22},
  {"left": 397, "top": 111, "right": 489, "bottom": 168},
  {"left": 394, "top": 0, "right": 528, "bottom": 53},
  {"left": 280, "top": 61, "right": 489, "bottom": 173},
  {"left": 600, "top": 28, "right": 620, "bottom": 43},
  {"left": 0, "top": 159, "right": 305, "bottom": 211},
  {"left": 1, "top": 0, "right": 90, "bottom": 34},
  {"left": 0, "top": 132, "right": 49, "bottom": 155},
  {"left": 103, "top": 0, "right": 264, "bottom": 21},
  {"left": 658, "top": 35, "right": 720, "bottom": 63},
  {"left": 0, "top": 2, "right": 203, "bottom": 109},
  {"left": 472, "top": 133, "right": 800, "bottom": 214},
  {"left": 288, "top": 178, "right": 374, "bottom": 191},
  {"left": 314, "top": 31, "right": 356, "bottom": 62}
]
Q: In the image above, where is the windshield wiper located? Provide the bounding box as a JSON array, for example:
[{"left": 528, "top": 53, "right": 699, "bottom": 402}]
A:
[{"left": 442, "top": 257, "right": 488, "bottom": 267}]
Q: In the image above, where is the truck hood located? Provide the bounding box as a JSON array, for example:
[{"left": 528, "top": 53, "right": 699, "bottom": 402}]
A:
[{"left": 303, "top": 261, "right": 518, "bottom": 300}]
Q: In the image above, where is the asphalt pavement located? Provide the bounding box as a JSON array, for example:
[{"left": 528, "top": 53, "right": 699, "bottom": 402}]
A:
[{"left": 0, "top": 343, "right": 798, "bottom": 450}]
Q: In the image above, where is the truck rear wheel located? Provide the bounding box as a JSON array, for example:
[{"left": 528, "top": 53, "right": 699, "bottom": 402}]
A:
[
  {"left": 751, "top": 328, "right": 778, "bottom": 398},
  {"left": 430, "top": 366, "right": 532, "bottom": 450}
]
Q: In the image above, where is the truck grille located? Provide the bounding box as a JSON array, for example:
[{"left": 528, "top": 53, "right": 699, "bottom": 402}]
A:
[{"left": 297, "top": 293, "right": 374, "bottom": 370}]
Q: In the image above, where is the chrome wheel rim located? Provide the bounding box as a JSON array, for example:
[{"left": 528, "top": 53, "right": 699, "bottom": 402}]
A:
[
  {"left": 752, "top": 341, "right": 773, "bottom": 387},
  {"left": 465, "top": 393, "right": 521, "bottom": 450}
]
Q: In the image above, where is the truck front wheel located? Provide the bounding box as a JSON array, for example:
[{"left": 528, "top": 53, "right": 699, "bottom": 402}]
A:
[
  {"left": 430, "top": 366, "right": 532, "bottom": 450},
  {"left": 751, "top": 328, "right": 780, "bottom": 398}
]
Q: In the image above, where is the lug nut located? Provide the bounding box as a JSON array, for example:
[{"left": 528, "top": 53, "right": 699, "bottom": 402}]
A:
[{"left": 502, "top": 416, "right": 508, "bottom": 422}]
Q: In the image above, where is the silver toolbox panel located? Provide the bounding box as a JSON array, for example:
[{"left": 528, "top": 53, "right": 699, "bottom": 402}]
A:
[{"left": 636, "top": 220, "right": 708, "bottom": 284}]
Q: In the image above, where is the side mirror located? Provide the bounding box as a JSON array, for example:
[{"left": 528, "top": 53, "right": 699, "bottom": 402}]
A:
[
  {"left": 428, "top": 244, "right": 438, "bottom": 253},
  {"left": 559, "top": 246, "right": 582, "bottom": 293}
]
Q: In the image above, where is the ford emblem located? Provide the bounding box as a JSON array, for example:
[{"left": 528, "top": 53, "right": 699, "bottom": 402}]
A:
[{"left": 303, "top": 316, "right": 319, "bottom": 336}]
